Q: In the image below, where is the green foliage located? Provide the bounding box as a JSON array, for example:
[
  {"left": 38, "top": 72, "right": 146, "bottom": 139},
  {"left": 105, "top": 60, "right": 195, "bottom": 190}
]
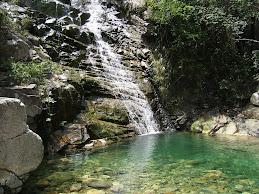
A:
[
  {"left": 11, "top": 60, "right": 60, "bottom": 85},
  {"left": 147, "top": 0, "right": 258, "bottom": 105}
]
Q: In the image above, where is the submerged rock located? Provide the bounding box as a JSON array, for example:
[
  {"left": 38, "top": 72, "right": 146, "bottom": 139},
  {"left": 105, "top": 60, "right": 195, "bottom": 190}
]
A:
[{"left": 86, "top": 179, "right": 112, "bottom": 189}]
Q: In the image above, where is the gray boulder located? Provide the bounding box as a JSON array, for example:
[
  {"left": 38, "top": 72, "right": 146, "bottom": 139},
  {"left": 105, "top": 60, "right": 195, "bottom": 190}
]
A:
[{"left": 0, "top": 98, "right": 44, "bottom": 193}]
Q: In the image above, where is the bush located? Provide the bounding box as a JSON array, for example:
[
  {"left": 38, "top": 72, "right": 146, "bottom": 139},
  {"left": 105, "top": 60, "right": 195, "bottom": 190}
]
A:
[
  {"left": 11, "top": 60, "right": 60, "bottom": 85},
  {"left": 147, "top": 0, "right": 258, "bottom": 106}
]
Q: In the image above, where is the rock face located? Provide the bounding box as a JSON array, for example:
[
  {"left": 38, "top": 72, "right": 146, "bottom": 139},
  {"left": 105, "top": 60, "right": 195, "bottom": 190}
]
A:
[
  {"left": 190, "top": 110, "right": 259, "bottom": 137},
  {"left": 0, "top": 97, "right": 44, "bottom": 193}
]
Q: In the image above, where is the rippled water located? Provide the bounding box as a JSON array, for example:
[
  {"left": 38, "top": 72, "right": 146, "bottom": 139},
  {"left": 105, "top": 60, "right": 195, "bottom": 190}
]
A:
[{"left": 22, "top": 132, "right": 259, "bottom": 193}]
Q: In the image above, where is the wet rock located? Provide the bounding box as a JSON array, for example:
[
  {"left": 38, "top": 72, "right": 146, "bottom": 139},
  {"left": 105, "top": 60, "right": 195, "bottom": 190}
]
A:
[
  {"left": 159, "top": 187, "right": 179, "bottom": 193},
  {"left": 49, "top": 123, "right": 89, "bottom": 152},
  {"left": 45, "top": 18, "right": 57, "bottom": 25},
  {"left": 36, "top": 180, "right": 51, "bottom": 188},
  {"left": 110, "top": 182, "right": 124, "bottom": 193},
  {"left": 58, "top": 15, "right": 73, "bottom": 26},
  {"left": 79, "top": 12, "right": 91, "bottom": 25},
  {"left": 84, "top": 189, "right": 106, "bottom": 194},
  {"left": 45, "top": 44, "right": 59, "bottom": 60},
  {"left": 62, "top": 24, "right": 81, "bottom": 39},
  {"left": 86, "top": 179, "right": 112, "bottom": 189},
  {"left": 203, "top": 170, "right": 225, "bottom": 179},
  {"left": 190, "top": 111, "right": 231, "bottom": 134},
  {"left": 30, "top": 0, "right": 70, "bottom": 18},
  {"left": 47, "top": 172, "right": 73, "bottom": 183},
  {"left": 34, "top": 24, "right": 51, "bottom": 37},
  {"left": 70, "top": 183, "right": 82, "bottom": 192},
  {"left": 59, "top": 0, "right": 71, "bottom": 5}
]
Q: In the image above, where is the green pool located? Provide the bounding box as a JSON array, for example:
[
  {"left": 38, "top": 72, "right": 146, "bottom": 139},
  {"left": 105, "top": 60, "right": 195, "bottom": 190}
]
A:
[{"left": 22, "top": 132, "right": 259, "bottom": 193}]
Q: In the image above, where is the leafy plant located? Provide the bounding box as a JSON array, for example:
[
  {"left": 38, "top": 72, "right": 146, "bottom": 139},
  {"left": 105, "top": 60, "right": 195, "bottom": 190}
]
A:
[
  {"left": 11, "top": 60, "right": 60, "bottom": 85},
  {"left": 146, "top": 0, "right": 258, "bottom": 106}
]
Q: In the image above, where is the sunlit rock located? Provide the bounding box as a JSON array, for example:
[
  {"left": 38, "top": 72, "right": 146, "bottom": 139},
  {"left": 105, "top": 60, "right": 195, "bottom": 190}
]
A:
[{"left": 0, "top": 98, "right": 43, "bottom": 193}]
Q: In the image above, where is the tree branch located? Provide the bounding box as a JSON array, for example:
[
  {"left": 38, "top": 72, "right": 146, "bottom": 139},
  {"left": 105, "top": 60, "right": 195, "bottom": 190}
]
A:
[{"left": 234, "top": 38, "right": 259, "bottom": 44}]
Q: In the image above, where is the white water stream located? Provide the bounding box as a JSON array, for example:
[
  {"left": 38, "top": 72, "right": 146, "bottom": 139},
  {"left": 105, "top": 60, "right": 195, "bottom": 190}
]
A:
[{"left": 83, "top": 0, "right": 159, "bottom": 134}]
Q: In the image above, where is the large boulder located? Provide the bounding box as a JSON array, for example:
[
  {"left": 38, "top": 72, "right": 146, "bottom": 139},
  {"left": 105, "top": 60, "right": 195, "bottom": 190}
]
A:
[{"left": 0, "top": 98, "right": 44, "bottom": 193}]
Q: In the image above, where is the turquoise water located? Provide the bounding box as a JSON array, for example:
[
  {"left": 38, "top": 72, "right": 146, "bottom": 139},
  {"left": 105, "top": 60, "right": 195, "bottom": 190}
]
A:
[{"left": 22, "top": 132, "right": 259, "bottom": 193}]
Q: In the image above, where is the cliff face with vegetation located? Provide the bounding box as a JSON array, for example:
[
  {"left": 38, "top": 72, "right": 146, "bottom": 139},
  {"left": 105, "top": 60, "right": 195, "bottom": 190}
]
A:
[{"left": 140, "top": 0, "right": 259, "bottom": 133}]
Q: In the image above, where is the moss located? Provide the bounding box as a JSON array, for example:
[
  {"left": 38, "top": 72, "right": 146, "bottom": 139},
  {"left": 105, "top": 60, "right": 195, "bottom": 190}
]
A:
[{"left": 80, "top": 98, "right": 131, "bottom": 139}]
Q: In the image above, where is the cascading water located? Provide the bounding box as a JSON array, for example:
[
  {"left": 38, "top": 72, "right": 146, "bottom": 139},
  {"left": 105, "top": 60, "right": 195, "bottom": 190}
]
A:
[{"left": 84, "top": 0, "right": 159, "bottom": 135}]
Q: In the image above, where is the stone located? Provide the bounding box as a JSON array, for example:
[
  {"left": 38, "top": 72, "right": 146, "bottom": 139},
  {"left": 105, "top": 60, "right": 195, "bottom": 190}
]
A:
[
  {"left": 236, "top": 119, "right": 259, "bottom": 137},
  {"left": 250, "top": 92, "right": 259, "bottom": 106},
  {"left": 0, "top": 170, "right": 23, "bottom": 191},
  {"left": 49, "top": 123, "right": 89, "bottom": 152},
  {"left": 190, "top": 111, "right": 231, "bottom": 134},
  {"left": 216, "top": 121, "right": 237, "bottom": 135},
  {"left": 36, "top": 180, "right": 51, "bottom": 188},
  {"left": 45, "top": 18, "right": 57, "bottom": 25},
  {"left": 59, "top": 0, "right": 71, "bottom": 5},
  {"left": 0, "top": 98, "right": 27, "bottom": 141},
  {"left": 62, "top": 24, "right": 81, "bottom": 39},
  {"left": 47, "top": 172, "right": 73, "bottom": 183},
  {"left": 0, "top": 98, "right": 44, "bottom": 192},
  {"left": 30, "top": 0, "right": 70, "bottom": 18},
  {"left": 86, "top": 179, "right": 112, "bottom": 189},
  {"left": 85, "top": 189, "right": 106, "bottom": 194},
  {"left": 110, "top": 182, "right": 124, "bottom": 193},
  {"left": 70, "top": 183, "right": 82, "bottom": 192},
  {"left": 79, "top": 12, "right": 91, "bottom": 25},
  {"left": 0, "top": 129, "right": 44, "bottom": 176},
  {"left": 35, "top": 24, "right": 51, "bottom": 37},
  {"left": 243, "top": 104, "right": 259, "bottom": 119},
  {"left": 58, "top": 16, "right": 73, "bottom": 26},
  {"left": 3, "top": 34, "right": 31, "bottom": 61}
]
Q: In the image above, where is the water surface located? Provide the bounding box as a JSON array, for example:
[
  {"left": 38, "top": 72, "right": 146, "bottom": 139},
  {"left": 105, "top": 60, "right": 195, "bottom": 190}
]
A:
[{"left": 22, "top": 132, "right": 259, "bottom": 193}]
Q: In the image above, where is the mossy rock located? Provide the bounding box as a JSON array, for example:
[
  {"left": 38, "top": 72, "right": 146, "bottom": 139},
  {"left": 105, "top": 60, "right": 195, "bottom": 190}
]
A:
[
  {"left": 80, "top": 98, "right": 132, "bottom": 139},
  {"left": 86, "top": 98, "right": 129, "bottom": 125},
  {"left": 87, "top": 120, "right": 129, "bottom": 139}
]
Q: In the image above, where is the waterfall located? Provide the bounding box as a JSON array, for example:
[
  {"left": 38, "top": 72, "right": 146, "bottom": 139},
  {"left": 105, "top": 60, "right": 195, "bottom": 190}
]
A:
[{"left": 84, "top": 0, "right": 159, "bottom": 135}]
